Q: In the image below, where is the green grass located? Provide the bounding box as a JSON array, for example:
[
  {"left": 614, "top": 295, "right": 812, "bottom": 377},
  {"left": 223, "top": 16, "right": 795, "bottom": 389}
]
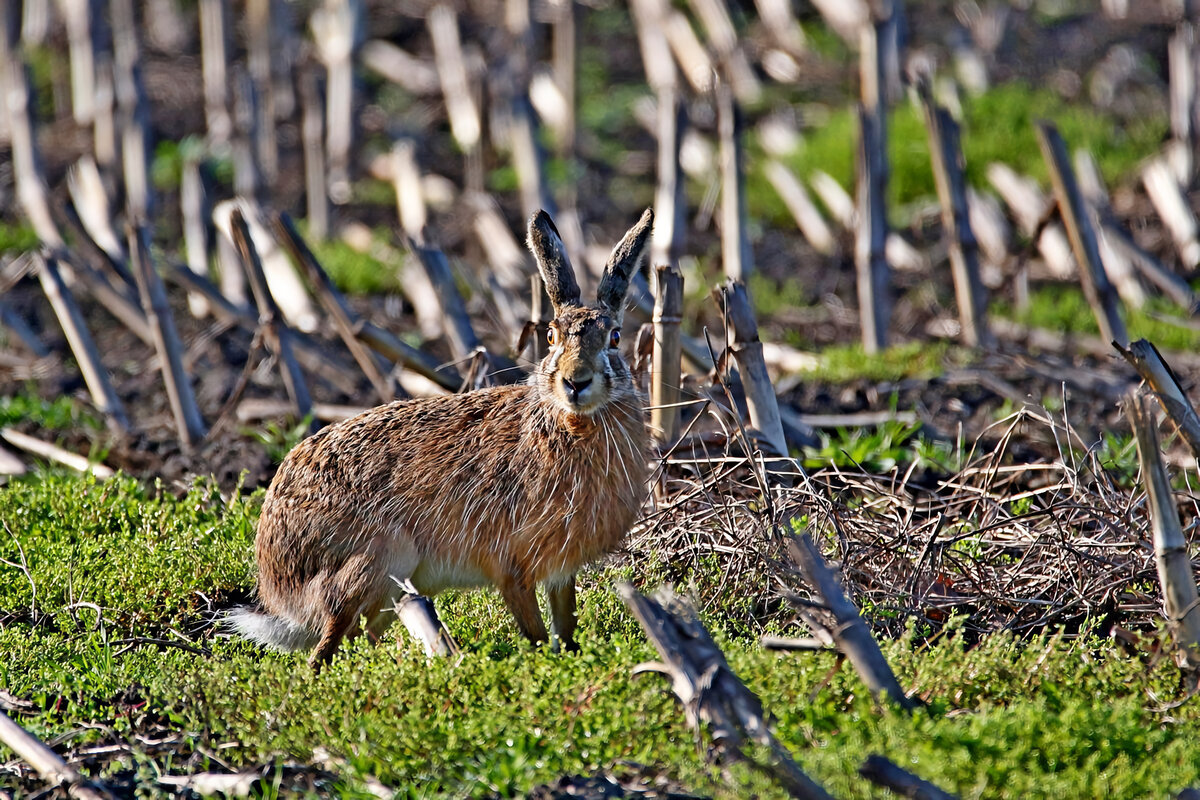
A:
[
  {"left": 1005, "top": 285, "right": 1200, "bottom": 350},
  {"left": 151, "top": 136, "right": 234, "bottom": 192},
  {"left": 751, "top": 83, "right": 1167, "bottom": 227},
  {"left": 298, "top": 222, "right": 403, "bottom": 296},
  {"left": 3, "top": 474, "right": 1200, "bottom": 798},
  {"left": 0, "top": 220, "right": 38, "bottom": 255},
  {"left": 0, "top": 393, "right": 103, "bottom": 432},
  {"left": 804, "top": 340, "right": 954, "bottom": 383}
]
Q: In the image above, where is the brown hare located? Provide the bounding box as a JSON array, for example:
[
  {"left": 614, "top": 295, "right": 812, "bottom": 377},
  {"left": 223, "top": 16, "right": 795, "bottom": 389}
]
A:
[{"left": 227, "top": 209, "right": 653, "bottom": 665}]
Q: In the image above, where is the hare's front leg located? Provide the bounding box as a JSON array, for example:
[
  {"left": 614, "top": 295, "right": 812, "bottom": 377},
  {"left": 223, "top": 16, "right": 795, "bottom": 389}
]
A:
[
  {"left": 498, "top": 575, "right": 550, "bottom": 646},
  {"left": 548, "top": 577, "right": 579, "bottom": 652}
]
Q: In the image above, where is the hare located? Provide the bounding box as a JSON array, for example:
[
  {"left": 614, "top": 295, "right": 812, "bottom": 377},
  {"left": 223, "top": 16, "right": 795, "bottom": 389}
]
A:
[{"left": 227, "top": 209, "right": 653, "bottom": 665}]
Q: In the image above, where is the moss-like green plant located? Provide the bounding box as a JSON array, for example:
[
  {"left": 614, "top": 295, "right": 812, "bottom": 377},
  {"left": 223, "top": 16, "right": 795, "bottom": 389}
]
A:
[{"left": 3, "top": 474, "right": 1200, "bottom": 798}]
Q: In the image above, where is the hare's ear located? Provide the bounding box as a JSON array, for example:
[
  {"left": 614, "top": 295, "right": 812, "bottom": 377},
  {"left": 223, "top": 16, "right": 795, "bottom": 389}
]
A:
[
  {"left": 596, "top": 208, "right": 654, "bottom": 322},
  {"left": 527, "top": 210, "right": 582, "bottom": 315}
]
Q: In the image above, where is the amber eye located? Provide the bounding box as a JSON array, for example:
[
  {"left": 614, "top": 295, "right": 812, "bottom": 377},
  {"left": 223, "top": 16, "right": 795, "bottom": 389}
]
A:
[
  {"left": 547, "top": 327, "right": 559, "bottom": 347},
  {"left": 609, "top": 329, "right": 621, "bottom": 349}
]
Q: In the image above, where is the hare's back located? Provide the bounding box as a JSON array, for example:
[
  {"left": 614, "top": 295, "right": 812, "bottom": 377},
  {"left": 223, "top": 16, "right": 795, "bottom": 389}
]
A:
[{"left": 264, "top": 385, "right": 534, "bottom": 513}]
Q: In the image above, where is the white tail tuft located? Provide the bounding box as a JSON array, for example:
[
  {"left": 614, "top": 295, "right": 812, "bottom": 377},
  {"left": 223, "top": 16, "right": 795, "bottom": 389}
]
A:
[{"left": 223, "top": 607, "right": 320, "bottom": 652}]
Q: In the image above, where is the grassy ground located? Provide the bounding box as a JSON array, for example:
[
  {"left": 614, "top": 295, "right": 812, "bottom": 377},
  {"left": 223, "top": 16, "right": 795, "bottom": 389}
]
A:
[{"left": 2, "top": 471, "right": 1198, "bottom": 798}]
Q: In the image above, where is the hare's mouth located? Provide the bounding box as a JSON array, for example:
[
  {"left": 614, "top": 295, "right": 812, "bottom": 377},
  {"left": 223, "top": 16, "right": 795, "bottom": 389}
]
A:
[{"left": 556, "top": 374, "right": 604, "bottom": 414}]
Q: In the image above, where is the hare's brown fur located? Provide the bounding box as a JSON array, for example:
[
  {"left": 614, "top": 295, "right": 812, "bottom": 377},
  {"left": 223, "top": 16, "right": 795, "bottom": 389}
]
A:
[{"left": 229, "top": 209, "right": 653, "bottom": 664}]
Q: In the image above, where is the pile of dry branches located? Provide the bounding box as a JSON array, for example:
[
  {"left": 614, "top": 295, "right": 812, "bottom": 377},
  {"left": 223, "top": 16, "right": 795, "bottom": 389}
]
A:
[{"left": 631, "top": 403, "right": 1177, "bottom": 640}]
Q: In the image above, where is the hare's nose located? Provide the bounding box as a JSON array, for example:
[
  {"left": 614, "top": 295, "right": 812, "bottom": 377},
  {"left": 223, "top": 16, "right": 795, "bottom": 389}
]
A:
[{"left": 562, "top": 376, "right": 593, "bottom": 402}]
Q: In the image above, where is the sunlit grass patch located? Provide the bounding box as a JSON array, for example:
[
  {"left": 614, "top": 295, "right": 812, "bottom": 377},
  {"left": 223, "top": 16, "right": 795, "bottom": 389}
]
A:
[
  {"left": 751, "top": 83, "right": 1166, "bottom": 228},
  {"left": 805, "top": 340, "right": 954, "bottom": 383},
  {"left": 1004, "top": 284, "right": 1200, "bottom": 349}
]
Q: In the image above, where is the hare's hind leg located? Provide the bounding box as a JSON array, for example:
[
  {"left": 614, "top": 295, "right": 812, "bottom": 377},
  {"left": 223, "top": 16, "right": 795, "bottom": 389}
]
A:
[
  {"left": 547, "top": 576, "right": 579, "bottom": 652},
  {"left": 307, "top": 553, "right": 391, "bottom": 667},
  {"left": 309, "top": 606, "right": 364, "bottom": 667},
  {"left": 498, "top": 575, "right": 549, "bottom": 646}
]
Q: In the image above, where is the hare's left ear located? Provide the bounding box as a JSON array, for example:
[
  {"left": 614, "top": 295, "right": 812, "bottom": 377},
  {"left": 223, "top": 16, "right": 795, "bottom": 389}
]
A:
[{"left": 596, "top": 208, "right": 654, "bottom": 323}]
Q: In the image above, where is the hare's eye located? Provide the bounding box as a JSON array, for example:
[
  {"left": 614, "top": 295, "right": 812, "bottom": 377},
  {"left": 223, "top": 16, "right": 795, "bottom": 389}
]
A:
[
  {"left": 547, "top": 327, "right": 559, "bottom": 346},
  {"left": 609, "top": 329, "right": 621, "bottom": 349}
]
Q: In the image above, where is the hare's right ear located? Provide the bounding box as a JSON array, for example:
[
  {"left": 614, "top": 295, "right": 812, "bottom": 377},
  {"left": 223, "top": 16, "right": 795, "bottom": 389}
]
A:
[
  {"left": 596, "top": 208, "right": 653, "bottom": 323},
  {"left": 527, "top": 210, "right": 582, "bottom": 315}
]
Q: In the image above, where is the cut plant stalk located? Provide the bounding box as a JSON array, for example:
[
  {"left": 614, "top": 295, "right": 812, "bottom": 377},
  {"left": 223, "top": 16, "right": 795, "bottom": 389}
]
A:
[
  {"left": 428, "top": 3, "right": 481, "bottom": 190},
  {"left": 181, "top": 157, "right": 213, "bottom": 317},
  {"left": 58, "top": 0, "right": 96, "bottom": 125},
  {"left": 129, "top": 225, "right": 208, "bottom": 449},
  {"left": 684, "top": 0, "right": 759, "bottom": 102},
  {"left": 1143, "top": 157, "right": 1200, "bottom": 270},
  {"left": 0, "top": 710, "right": 112, "bottom": 800},
  {"left": 1, "top": 427, "right": 115, "bottom": 479},
  {"left": 526, "top": 273, "right": 553, "bottom": 363},
  {"left": 619, "top": 583, "right": 834, "bottom": 800},
  {"left": 1169, "top": 21, "right": 1198, "bottom": 185},
  {"left": 310, "top": 0, "right": 361, "bottom": 204},
  {"left": 629, "top": 0, "right": 677, "bottom": 93},
  {"left": 1115, "top": 339, "right": 1200, "bottom": 465},
  {"left": 510, "top": 92, "right": 555, "bottom": 222},
  {"left": 388, "top": 141, "right": 444, "bottom": 341},
  {"left": 360, "top": 39, "right": 439, "bottom": 94},
  {"left": 1073, "top": 150, "right": 1145, "bottom": 309},
  {"left": 1073, "top": 150, "right": 1192, "bottom": 308},
  {"left": 855, "top": 101, "right": 890, "bottom": 353},
  {"left": 392, "top": 581, "right": 458, "bottom": 658},
  {"left": 764, "top": 160, "right": 836, "bottom": 256},
  {"left": 66, "top": 156, "right": 127, "bottom": 274},
  {"left": 4, "top": 53, "right": 63, "bottom": 249},
  {"left": 652, "top": 84, "right": 688, "bottom": 268},
  {"left": 714, "top": 280, "right": 788, "bottom": 461},
  {"left": 0, "top": 297, "right": 49, "bottom": 357},
  {"left": 270, "top": 212, "right": 394, "bottom": 403},
  {"left": 34, "top": 253, "right": 130, "bottom": 434},
  {"left": 112, "top": 0, "right": 153, "bottom": 219},
  {"left": 91, "top": 54, "right": 116, "bottom": 168},
  {"left": 229, "top": 208, "right": 315, "bottom": 430},
  {"left": 1125, "top": 392, "right": 1200, "bottom": 669},
  {"left": 651, "top": 265, "right": 683, "bottom": 445},
  {"left": 246, "top": 0, "right": 278, "bottom": 181},
  {"left": 664, "top": 13, "right": 714, "bottom": 94},
  {"left": 550, "top": 0, "right": 578, "bottom": 208},
  {"left": 1035, "top": 121, "right": 1127, "bottom": 346},
  {"left": 214, "top": 200, "right": 318, "bottom": 331},
  {"left": 787, "top": 530, "right": 917, "bottom": 711},
  {"left": 199, "top": 0, "right": 231, "bottom": 142},
  {"left": 406, "top": 240, "right": 480, "bottom": 364},
  {"left": 717, "top": 78, "right": 753, "bottom": 282},
  {"left": 231, "top": 67, "right": 262, "bottom": 202},
  {"left": 471, "top": 194, "right": 528, "bottom": 291},
  {"left": 299, "top": 66, "right": 328, "bottom": 240},
  {"left": 986, "top": 162, "right": 1075, "bottom": 280},
  {"left": 919, "top": 83, "right": 991, "bottom": 348},
  {"left": 859, "top": 755, "right": 960, "bottom": 800}
]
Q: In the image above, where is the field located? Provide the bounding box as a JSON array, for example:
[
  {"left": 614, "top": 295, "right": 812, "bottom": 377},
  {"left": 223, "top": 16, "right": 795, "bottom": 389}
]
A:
[{"left": 4, "top": 0, "right": 1200, "bottom": 798}]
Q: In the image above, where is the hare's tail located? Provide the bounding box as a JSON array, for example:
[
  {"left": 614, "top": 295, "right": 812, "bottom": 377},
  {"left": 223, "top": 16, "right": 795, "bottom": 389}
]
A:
[{"left": 223, "top": 606, "right": 320, "bottom": 652}]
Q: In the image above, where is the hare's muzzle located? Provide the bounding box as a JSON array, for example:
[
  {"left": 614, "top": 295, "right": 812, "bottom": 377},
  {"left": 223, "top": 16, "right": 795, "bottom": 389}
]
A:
[{"left": 561, "top": 374, "right": 594, "bottom": 406}]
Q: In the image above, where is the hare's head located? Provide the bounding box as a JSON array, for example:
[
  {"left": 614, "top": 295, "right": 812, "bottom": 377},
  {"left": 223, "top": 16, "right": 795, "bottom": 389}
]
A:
[{"left": 527, "top": 208, "right": 653, "bottom": 416}]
